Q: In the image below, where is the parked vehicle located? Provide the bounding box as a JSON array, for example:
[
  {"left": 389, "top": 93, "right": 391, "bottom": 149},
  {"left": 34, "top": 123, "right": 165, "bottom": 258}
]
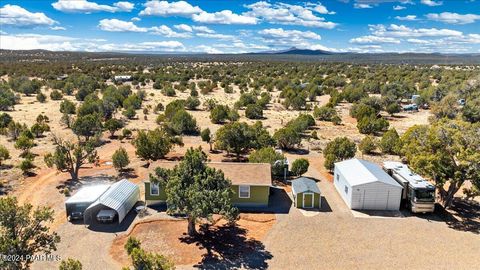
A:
[
  {"left": 96, "top": 209, "right": 117, "bottom": 223},
  {"left": 402, "top": 104, "right": 418, "bottom": 112},
  {"left": 383, "top": 162, "right": 436, "bottom": 213}
]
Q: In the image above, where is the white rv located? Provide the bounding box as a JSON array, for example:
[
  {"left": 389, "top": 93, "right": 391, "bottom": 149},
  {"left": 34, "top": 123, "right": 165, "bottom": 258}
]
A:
[{"left": 383, "top": 161, "right": 436, "bottom": 213}]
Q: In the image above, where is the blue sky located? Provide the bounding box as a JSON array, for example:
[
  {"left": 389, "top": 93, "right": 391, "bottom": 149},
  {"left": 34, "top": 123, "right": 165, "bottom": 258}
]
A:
[{"left": 1, "top": 0, "right": 479, "bottom": 53}]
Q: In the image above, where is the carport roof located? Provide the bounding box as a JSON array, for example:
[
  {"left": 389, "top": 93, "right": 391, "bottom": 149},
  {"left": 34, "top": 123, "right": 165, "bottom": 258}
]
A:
[
  {"left": 291, "top": 177, "right": 321, "bottom": 194},
  {"left": 335, "top": 159, "right": 401, "bottom": 187},
  {"left": 96, "top": 179, "right": 138, "bottom": 211}
]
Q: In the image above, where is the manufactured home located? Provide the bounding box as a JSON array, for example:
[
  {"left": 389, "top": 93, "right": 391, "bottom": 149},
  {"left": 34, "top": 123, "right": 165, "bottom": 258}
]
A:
[
  {"left": 145, "top": 162, "right": 272, "bottom": 207},
  {"left": 291, "top": 177, "right": 321, "bottom": 209},
  {"left": 334, "top": 159, "right": 402, "bottom": 211}
]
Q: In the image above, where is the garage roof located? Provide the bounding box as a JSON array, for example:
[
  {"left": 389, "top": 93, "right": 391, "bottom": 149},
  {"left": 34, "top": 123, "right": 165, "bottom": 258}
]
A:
[
  {"left": 291, "top": 177, "right": 321, "bottom": 194},
  {"left": 335, "top": 159, "right": 401, "bottom": 187},
  {"left": 65, "top": 184, "right": 110, "bottom": 204}
]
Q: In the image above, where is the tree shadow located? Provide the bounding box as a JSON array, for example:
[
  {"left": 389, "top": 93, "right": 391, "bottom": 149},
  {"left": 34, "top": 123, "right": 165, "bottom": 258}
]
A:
[
  {"left": 119, "top": 168, "right": 138, "bottom": 179},
  {"left": 283, "top": 148, "right": 309, "bottom": 155},
  {"left": 180, "top": 224, "right": 272, "bottom": 270},
  {"left": 440, "top": 199, "right": 479, "bottom": 234},
  {"left": 0, "top": 183, "right": 13, "bottom": 195},
  {"left": 405, "top": 199, "right": 479, "bottom": 235},
  {"left": 0, "top": 164, "right": 14, "bottom": 170}
]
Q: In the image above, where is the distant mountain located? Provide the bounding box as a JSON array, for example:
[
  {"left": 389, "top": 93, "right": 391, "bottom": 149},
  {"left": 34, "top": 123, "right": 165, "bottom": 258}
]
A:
[
  {"left": 251, "top": 47, "right": 334, "bottom": 55},
  {"left": 2, "top": 49, "right": 480, "bottom": 65}
]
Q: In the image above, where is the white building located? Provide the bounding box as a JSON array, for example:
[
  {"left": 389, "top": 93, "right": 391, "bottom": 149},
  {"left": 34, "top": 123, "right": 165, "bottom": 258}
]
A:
[
  {"left": 334, "top": 159, "right": 402, "bottom": 211},
  {"left": 114, "top": 75, "right": 132, "bottom": 82}
]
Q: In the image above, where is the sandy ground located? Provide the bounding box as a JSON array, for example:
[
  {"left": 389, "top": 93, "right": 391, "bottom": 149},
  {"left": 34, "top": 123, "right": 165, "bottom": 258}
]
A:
[
  {"left": 2, "top": 82, "right": 478, "bottom": 270},
  {"left": 109, "top": 213, "right": 275, "bottom": 267}
]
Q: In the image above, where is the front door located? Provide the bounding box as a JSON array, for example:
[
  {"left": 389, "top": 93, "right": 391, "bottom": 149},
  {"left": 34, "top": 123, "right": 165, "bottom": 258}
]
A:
[{"left": 303, "top": 193, "right": 313, "bottom": 208}]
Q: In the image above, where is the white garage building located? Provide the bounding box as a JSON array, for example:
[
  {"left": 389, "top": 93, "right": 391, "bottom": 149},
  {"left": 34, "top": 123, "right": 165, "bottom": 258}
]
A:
[{"left": 334, "top": 159, "right": 402, "bottom": 211}]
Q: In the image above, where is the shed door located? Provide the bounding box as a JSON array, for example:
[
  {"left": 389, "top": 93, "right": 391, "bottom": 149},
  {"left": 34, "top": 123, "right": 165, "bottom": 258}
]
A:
[{"left": 303, "top": 193, "right": 314, "bottom": 208}]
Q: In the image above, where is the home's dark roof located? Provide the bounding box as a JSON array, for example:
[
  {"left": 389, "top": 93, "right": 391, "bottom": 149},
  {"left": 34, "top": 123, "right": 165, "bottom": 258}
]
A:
[{"left": 291, "top": 177, "right": 321, "bottom": 194}]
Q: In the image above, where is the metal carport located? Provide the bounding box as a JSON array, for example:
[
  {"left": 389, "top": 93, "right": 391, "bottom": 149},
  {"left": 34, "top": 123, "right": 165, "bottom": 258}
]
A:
[{"left": 83, "top": 179, "right": 140, "bottom": 224}]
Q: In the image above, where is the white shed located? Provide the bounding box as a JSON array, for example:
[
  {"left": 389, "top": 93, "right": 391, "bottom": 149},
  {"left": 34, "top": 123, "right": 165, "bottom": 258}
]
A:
[{"left": 334, "top": 159, "right": 402, "bottom": 211}]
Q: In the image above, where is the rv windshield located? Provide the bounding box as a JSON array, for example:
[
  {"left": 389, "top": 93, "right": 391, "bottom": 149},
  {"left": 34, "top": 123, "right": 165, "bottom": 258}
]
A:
[{"left": 414, "top": 189, "right": 435, "bottom": 202}]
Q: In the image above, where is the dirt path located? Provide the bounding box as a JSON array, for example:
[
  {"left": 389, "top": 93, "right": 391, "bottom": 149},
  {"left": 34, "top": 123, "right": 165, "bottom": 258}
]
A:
[{"left": 15, "top": 168, "right": 59, "bottom": 205}]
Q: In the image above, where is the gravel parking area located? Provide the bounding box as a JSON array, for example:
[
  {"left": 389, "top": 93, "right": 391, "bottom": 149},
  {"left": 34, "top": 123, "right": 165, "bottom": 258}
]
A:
[{"left": 263, "top": 165, "right": 480, "bottom": 270}]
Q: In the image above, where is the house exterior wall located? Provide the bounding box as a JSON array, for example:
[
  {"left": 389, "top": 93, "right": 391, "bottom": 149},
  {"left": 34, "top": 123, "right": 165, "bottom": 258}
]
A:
[
  {"left": 145, "top": 182, "right": 270, "bottom": 207},
  {"left": 350, "top": 182, "right": 402, "bottom": 210},
  {"left": 333, "top": 165, "right": 353, "bottom": 208},
  {"left": 144, "top": 182, "right": 167, "bottom": 204},
  {"left": 231, "top": 185, "right": 270, "bottom": 207}
]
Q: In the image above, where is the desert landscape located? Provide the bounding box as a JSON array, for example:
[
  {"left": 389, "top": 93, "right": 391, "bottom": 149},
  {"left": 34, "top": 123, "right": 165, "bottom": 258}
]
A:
[{"left": 1, "top": 54, "right": 479, "bottom": 270}]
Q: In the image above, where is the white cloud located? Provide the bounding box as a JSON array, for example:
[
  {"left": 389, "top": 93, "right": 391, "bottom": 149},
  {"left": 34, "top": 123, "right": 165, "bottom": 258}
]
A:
[
  {"left": 0, "top": 32, "right": 184, "bottom": 52},
  {"left": 371, "top": 24, "right": 463, "bottom": 38},
  {"left": 309, "top": 3, "right": 335, "bottom": 15},
  {"left": 150, "top": 25, "right": 191, "bottom": 38},
  {"left": 98, "top": 19, "right": 147, "bottom": 32},
  {"left": 215, "top": 42, "right": 269, "bottom": 50},
  {"left": 0, "top": 33, "right": 79, "bottom": 51},
  {"left": 421, "top": 0, "right": 443, "bottom": 7},
  {"left": 0, "top": 4, "right": 57, "bottom": 27},
  {"left": 393, "top": 5, "right": 406, "bottom": 10},
  {"left": 350, "top": 35, "right": 400, "bottom": 44},
  {"left": 244, "top": 1, "right": 337, "bottom": 29},
  {"left": 196, "top": 33, "right": 238, "bottom": 41},
  {"left": 50, "top": 26, "right": 66, "bottom": 31},
  {"left": 113, "top": 1, "right": 134, "bottom": 12},
  {"left": 259, "top": 28, "right": 321, "bottom": 40},
  {"left": 192, "top": 10, "right": 257, "bottom": 25},
  {"left": 131, "top": 17, "right": 141, "bottom": 21},
  {"left": 426, "top": 12, "right": 480, "bottom": 25},
  {"left": 99, "top": 41, "right": 185, "bottom": 51},
  {"left": 354, "top": 3, "right": 373, "bottom": 9},
  {"left": 174, "top": 24, "right": 192, "bottom": 32},
  {"left": 192, "top": 26, "right": 214, "bottom": 33},
  {"left": 395, "top": 15, "right": 418, "bottom": 21},
  {"left": 52, "top": 0, "right": 134, "bottom": 13},
  {"left": 139, "top": 0, "right": 202, "bottom": 17},
  {"left": 98, "top": 19, "right": 191, "bottom": 37},
  {"left": 195, "top": 45, "right": 223, "bottom": 54},
  {"left": 259, "top": 28, "right": 322, "bottom": 47},
  {"left": 348, "top": 46, "right": 384, "bottom": 53}
]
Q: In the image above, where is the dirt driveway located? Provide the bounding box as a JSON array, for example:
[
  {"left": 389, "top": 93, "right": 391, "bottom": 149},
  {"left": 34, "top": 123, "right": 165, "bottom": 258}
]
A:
[{"left": 262, "top": 160, "right": 480, "bottom": 270}]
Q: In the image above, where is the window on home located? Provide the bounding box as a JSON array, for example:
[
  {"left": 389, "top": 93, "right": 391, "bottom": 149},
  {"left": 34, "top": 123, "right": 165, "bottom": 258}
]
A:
[
  {"left": 239, "top": 185, "right": 250, "bottom": 198},
  {"left": 336, "top": 174, "right": 339, "bottom": 181},
  {"left": 151, "top": 183, "right": 159, "bottom": 196},
  {"left": 344, "top": 185, "right": 349, "bottom": 194}
]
